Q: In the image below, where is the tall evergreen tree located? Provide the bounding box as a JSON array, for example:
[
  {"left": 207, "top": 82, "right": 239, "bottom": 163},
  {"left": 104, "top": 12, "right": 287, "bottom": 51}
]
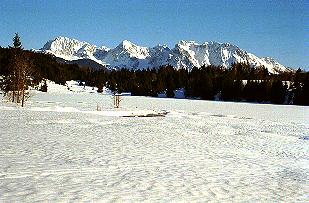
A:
[
  {"left": 12, "top": 33, "right": 22, "bottom": 49},
  {"left": 233, "top": 79, "right": 244, "bottom": 101},
  {"left": 270, "top": 80, "right": 286, "bottom": 104},
  {"left": 221, "top": 75, "right": 234, "bottom": 100}
]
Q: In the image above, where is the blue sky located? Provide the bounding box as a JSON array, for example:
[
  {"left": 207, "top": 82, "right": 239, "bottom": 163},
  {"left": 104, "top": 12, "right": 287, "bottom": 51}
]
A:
[{"left": 0, "top": 0, "right": 308, "bottom": 69}]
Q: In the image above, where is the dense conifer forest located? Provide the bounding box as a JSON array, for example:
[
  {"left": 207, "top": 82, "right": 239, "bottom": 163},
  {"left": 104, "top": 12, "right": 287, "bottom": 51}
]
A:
[{"left": 0, "top": 46, "right": 308, "bottom": 105}]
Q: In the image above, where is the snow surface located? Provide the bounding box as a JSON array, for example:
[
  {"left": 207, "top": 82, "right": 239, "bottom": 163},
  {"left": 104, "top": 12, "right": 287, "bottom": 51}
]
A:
[
  {"left": 39, "top": 36, "right": 289, "bottom": 73},
  {"left": 0, "top": 84, "right": 308, "bottom": 202}
]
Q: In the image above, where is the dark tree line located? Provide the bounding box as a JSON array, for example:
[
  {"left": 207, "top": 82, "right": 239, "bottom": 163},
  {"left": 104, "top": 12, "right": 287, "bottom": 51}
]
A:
[
  {"left": 0, "top": 37, "right": 308, "bottom": 105},
  {"left": 106, "top": 64, "right": 308, "bottom": 105}
]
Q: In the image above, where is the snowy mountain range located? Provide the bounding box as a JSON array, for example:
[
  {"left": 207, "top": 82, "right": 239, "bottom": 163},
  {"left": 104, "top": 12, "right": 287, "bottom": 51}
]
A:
[{"left": 39, "top": 36, "right": 289, "bottom": 73}]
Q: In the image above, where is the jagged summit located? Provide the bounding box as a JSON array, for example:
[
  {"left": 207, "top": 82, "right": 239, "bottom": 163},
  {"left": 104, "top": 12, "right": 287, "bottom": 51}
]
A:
[
  {"left": 39, "top": 36, "right": 289, "bottom": 73},
  {"left": 118, "top": 40, "right": 134, "bottom": 48},
  {"left": 114, "top": 40, "right": 150, "bottom": 60},
  {"left": 40, "top": 36, "right": 108, "bottom": 65}
]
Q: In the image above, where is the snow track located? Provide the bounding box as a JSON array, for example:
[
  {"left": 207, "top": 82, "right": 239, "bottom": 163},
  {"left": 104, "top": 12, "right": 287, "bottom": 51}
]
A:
[{"left": 0, "top": 92, "right": 308, "bottom": 202}]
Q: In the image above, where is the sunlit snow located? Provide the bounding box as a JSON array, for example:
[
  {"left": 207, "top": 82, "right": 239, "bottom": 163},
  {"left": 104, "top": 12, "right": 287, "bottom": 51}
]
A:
[{"left": 0, "top": 82, "right": 308, "bottom": 202}]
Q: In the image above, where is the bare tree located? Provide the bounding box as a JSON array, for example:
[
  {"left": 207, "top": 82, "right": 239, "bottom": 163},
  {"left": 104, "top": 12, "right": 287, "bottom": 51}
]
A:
[
  {"left": 113, "top": 93, "right": 121, "bottom": 108},
  {"left": 18, "top": 54, "right": 34, "bottom": 107}
]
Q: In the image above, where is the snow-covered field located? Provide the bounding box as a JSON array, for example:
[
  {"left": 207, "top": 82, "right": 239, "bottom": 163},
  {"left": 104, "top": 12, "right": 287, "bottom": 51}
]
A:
[{"left": 0, "top": 83, "right": 308, "bottom": 202}]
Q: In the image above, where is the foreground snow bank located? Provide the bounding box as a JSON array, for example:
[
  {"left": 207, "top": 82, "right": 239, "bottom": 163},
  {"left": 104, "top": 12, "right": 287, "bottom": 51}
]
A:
[{"left": 0, "top": 92, "right": 308, "bottom": 202}]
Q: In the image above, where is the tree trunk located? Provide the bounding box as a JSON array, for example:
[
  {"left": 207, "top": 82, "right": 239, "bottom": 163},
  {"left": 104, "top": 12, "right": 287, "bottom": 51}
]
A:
[
  {"left": 21, "top": 88, "right": 25, "bottom": 107},
  {"left": 12, "top": 90, "right": 15, "bottom": 102},
  {"left": 17, "top": 69, "right": 21, "bottom": 103}
]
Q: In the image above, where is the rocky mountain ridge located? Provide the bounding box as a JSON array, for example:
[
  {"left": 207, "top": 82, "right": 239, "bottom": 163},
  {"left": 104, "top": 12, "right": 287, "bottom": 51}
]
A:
[{"left": 39, "top": 36, "right": 288, "bottom": 73}]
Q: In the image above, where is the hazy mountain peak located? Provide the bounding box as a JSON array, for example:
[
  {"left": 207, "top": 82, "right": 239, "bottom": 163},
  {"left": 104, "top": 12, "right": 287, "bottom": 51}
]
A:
[
  {"left": 155, "top": 44, "right": 168, "bottom": 48},
  {"left": 178, "top": 40, "right": 197, "bottom": 45}
]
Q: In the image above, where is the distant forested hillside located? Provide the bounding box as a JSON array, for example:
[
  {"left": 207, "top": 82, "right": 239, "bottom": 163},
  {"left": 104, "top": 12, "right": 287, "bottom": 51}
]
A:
[{"left": 0, "top": 47, "right": 308, "bottom": 105}]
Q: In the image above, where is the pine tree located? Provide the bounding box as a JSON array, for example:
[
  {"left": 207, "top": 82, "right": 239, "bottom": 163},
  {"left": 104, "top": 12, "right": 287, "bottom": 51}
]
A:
[
  {"left": 166, "top": 74, "right": 175, "bottom": 98},
  {"left": 270, "top": 80, "right": 286, "bottom": 104},
  {"left": 201, "top": 75, "right": 213, "bottom": 100},
  {"left": 221, "top": 75, "right": 234, "bottom": 100},
  {"left": 300, "top": 75, "right": 309, "bottom": 105},
  {"left": 13, "top": 33, "right": 22, "bottom": 49},
  {"left": 8, "top": 33, "right": 23, "bottom": 102},
  {"left": 233, "top": 79, "right": 244, "bottom": 101}
]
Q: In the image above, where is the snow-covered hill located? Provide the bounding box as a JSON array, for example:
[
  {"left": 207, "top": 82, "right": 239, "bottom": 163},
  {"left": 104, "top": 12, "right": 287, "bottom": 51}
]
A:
[{"left": 40, "top": 36, "right": 289, "bottom": 73}]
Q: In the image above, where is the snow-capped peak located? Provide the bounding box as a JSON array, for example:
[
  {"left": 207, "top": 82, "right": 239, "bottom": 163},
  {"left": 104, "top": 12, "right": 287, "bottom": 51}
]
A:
[
  {"left": 155, "top": 44, "right": 168, "bottom": 48},
  {"left": 114, "top": 40, "right": 150, "bottom": 60},
  {"left": 40, "top": 36, "right": 109, "bottom": 65},
  {"left": 99, "top": 46, "right": 110, "bottom": 52},
  {"left": 39, "top": 36, "right": 289, "bottom": 73},
  {"left": 177, "top": 40, "right": 198, "bottom": 46},
  {"left": 118, "top": 40, "right": 134, "bottom": 48}
]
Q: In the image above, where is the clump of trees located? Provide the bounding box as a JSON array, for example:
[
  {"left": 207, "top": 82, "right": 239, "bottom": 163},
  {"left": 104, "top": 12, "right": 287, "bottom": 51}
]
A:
[{"left": 0, "top": 33, "right": 37, "bottom": 106}]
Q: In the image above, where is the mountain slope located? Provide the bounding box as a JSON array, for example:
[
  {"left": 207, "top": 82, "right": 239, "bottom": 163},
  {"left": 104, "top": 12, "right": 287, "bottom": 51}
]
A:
[
  {"left": 39, "top": 36, "right": 289, "bottom": 73},
  {"left": 56, "top": 57, "right": 109, "bottom": 72}
]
